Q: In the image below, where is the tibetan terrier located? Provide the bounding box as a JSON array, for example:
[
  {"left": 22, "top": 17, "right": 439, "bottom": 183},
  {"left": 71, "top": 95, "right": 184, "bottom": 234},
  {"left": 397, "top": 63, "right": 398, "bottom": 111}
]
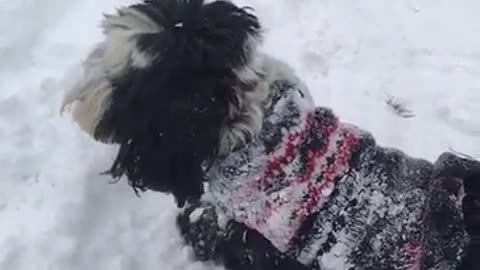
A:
[{"left": 62, "top": 1, "right": 480, "bottom": 269}]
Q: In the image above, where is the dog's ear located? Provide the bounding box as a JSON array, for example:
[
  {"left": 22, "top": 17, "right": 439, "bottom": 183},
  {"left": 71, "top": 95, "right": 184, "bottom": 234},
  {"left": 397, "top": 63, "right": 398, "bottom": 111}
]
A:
[
  {"left": 60, "top": 7, "right": 163, "bottom": 143},
  {"left": 80, "top": 0, "right": 263, "bottom": 207}
]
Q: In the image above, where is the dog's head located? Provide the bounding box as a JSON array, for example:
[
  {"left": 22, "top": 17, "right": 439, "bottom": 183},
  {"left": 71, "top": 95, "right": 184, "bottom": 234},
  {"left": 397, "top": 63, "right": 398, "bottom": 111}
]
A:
[{"left": 61, "top": 0, "right": 265, "bottom": 207}]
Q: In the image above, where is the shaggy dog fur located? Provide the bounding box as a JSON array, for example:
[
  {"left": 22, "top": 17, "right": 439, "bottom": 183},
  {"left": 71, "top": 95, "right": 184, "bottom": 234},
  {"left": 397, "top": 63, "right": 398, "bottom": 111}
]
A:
[{"left": 62, "top": 0, "right": 268, "bottom": 207}]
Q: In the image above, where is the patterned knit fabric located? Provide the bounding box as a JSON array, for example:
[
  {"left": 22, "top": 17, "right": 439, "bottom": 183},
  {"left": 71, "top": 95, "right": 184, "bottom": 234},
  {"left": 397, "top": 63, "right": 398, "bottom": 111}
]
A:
[{"left": 206, "top": 80, "right": 469, "bottom": 270}]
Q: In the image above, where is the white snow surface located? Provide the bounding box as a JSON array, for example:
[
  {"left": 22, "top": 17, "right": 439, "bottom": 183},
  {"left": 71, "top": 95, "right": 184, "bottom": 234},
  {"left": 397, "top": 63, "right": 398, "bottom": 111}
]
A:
[{"left": 1, "top": 0, "right": 480, "bottom": 269}]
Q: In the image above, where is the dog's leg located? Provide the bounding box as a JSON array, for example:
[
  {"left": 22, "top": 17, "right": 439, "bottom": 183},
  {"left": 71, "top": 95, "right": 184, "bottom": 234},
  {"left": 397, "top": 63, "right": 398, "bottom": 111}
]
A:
[{"left": 177, "top": 202, "right": 314, "bottom": 270}]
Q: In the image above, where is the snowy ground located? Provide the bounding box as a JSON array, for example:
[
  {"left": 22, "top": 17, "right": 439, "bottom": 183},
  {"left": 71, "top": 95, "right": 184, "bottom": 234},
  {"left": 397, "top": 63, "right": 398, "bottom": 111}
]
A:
[{"left": 1, "top": 0, "right": 480, "bottom": 269}]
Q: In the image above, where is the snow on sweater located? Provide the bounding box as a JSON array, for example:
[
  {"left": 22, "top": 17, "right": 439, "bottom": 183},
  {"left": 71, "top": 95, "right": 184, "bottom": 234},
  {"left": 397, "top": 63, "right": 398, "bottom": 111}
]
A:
[{"left": 206, "top": 80, "right": 468, "bottom": 269}]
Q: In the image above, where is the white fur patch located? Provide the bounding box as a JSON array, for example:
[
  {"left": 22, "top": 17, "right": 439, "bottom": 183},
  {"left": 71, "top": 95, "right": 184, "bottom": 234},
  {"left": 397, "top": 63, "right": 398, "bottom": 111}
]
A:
[
  {"left": 102, "top": 7, "right": 162, "bottom": 73},
  {"left": 61, "top": 7, "right": 163, "bottom": 141},
  {"left": 61, "top": 44, "right": 113, "bottom": 141},
  {"left": 219, "top": 53, "right": 311, "bottom": 155}
]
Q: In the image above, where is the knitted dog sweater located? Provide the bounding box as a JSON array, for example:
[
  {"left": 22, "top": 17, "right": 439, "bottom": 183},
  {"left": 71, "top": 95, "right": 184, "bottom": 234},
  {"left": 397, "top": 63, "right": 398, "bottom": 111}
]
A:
[{"left": 206, "top": 80, "right": 468, "bottom": 269}]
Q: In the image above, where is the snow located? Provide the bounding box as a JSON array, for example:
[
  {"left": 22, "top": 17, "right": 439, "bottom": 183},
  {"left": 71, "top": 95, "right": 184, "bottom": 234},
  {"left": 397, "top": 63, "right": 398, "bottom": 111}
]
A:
[{"left": 1, "top": 0, "right": 480, "bottom": 269}]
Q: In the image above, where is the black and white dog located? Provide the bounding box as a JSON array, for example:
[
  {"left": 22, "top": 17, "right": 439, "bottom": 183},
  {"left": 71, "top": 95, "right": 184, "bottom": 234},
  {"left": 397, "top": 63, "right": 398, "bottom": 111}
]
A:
[{"left": 62, "top": 1, "right": 480, "bottom": 269}]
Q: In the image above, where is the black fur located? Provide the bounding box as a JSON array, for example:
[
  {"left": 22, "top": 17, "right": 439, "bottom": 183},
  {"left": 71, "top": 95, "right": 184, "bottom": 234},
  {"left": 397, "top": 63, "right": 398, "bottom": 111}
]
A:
[{"left": 96, "top": 0, "right": 261, "bottom": 207}]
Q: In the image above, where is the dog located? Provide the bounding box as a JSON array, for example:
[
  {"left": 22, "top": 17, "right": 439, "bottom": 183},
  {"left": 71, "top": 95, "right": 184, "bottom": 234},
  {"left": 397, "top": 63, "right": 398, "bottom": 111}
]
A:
[{"left": 61, "top": 1, "right": 480, "bottom": 269}]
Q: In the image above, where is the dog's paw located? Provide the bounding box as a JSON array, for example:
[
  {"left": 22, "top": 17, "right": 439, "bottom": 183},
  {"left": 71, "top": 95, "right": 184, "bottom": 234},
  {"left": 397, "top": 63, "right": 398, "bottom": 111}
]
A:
[{"left": 176, "top": 203, "right": 224, "bottom": 262}]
